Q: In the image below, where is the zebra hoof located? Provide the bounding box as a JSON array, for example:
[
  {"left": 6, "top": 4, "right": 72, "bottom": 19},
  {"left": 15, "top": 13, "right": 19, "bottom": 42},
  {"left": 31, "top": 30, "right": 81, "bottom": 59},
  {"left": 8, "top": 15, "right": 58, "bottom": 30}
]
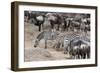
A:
[{"left": 64, "top": 52, "right": 67, "bottom": 54}]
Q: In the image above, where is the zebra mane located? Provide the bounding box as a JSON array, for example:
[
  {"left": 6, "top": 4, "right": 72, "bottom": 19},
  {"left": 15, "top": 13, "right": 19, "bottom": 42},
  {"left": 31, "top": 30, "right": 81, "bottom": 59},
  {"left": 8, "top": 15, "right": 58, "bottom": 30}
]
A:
[
  {"left": 54, "top": 32, "right": 90, "bottom": 45},
  {"left": 36, "top": 31, "right": 45, "bottom": 41}
]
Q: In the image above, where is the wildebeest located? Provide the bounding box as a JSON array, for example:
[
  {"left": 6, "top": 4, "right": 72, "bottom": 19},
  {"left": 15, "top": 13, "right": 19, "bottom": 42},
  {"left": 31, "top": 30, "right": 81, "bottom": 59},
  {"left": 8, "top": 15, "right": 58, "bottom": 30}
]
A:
[
  {"left": 24, "top": 11, "right": 45, "bottom": 31},
  {"left": 66, "top": 39, "right": 90, "bottom": 59},
  {"left": 63, "top": 17, "right": 73, "bottom": 31},
  {"left": 71, "top": 44, "right": 90, "bottom": 59},
  {"left": 63, "top": 15, "right": 90, "bottom": 33},
  {"left": 80, "top": 18, "right": 90, "bottom": 33},
  {"left": 45, "top": 13, "right": 64, "bottom": 31}
]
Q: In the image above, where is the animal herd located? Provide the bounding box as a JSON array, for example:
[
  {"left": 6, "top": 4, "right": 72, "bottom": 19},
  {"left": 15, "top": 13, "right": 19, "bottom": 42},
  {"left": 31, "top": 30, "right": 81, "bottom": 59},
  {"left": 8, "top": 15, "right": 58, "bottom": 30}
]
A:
[
  {"left": 64, "top": 40, "right": 90, "bottom": 59},
  {"left": 54, "top": 33, "right": 90, "bottom": 59},
  {"left": 25, "top": 11, "right": 91, "bottom": 59},
  {"left": 33, "top": 30, "right": 90, "bottom": 59},
  {"left": 24, "top": 11, "right": 90, "bottom": 33}
]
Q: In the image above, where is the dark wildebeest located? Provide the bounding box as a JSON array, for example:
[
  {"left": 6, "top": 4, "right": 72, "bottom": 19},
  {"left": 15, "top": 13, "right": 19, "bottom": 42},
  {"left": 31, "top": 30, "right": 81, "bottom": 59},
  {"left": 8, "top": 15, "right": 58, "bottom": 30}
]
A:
[
  {"left": 80, "top": 18, "right": 90, "bottom": 33},
  {"left": 62, "top": 34, "right": 90, "bottom": 59},
  {"left": 24, "top": 11, "right": 45, "bottom": 31},
  {"left": 67, "top": 39, "right": 90, "bottom": 59},
  {"left": 63, "top": 17, "right": 73, "bottom": 31},
  {"left": 45, "top": 13, "right": 64, "bottom": 31},
  {"left": 63, "top": 17, "right": 82, "bottom": 32}
]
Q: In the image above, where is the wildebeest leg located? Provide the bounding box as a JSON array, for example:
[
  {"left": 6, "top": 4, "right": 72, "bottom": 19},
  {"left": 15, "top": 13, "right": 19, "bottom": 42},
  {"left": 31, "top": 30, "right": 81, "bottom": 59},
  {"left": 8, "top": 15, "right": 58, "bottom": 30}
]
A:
[
  {"left": 42, "top": 23, "right": 44, "bottom": 31},
  {"left": 63, "top": 20, "right": 67, "bottom": 31},
  {"left": 50, "top": 21, "right": 54, "bottom": 30},
  {"left": 78, "top": 53, "right": 80, "bottom": 59},
  {"left": 87, "top": 50, "right": 90, "bottom": 58},
  {"left": 83, "top": 53, "right": 86, "bottom": 59},
  {"left": 78, "top": 49, "right": 81, "bottom": 59},
  {"left": 87, "top": 48, "right": 90, "bottom": 59},
  {"left": 39, "top": 24, "right": 41, "bottom": 31},
  {"left": 45, "top": 40, "right": 47, "bottom": 49},
  {"left": 87, "top": 53, "right": 90, "bottom": 59},
  {"left": 67, "top": 20, "right": 70, "bottom": 31}
]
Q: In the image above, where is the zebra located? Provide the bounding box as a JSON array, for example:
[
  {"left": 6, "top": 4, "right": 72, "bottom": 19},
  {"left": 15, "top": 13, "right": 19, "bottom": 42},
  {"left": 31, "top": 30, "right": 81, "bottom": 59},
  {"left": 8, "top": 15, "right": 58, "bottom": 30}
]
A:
[
  {"left": 34, "top": 30, "right": 59, "bottom": 49},
  {"left": 53, "top": 32, "right": 81, "bottom": 52}
]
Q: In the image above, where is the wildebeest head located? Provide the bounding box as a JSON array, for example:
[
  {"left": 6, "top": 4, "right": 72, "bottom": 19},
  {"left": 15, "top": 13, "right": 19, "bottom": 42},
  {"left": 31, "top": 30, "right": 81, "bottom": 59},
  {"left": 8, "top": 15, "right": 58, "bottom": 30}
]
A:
[{"left": 45, "top": 13, "right": 58, "bottom": 21}]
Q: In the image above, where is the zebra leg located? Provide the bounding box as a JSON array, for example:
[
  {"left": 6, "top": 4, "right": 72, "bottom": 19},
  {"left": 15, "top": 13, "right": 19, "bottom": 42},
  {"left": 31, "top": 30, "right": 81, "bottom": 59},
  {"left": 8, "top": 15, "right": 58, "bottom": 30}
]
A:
[
  {"left": 87, "top": 51, "right": 90, "bottom": 59},
  {"left": 45, "top": 40, "right": 47, "bottom": 49}
]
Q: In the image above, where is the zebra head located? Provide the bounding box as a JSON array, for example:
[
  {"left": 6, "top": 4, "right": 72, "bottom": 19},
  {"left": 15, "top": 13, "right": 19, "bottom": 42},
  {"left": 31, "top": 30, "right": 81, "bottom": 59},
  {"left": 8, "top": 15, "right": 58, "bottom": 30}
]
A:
[{"left": 34, "top": 39, "right": 39, "bottom": 48}]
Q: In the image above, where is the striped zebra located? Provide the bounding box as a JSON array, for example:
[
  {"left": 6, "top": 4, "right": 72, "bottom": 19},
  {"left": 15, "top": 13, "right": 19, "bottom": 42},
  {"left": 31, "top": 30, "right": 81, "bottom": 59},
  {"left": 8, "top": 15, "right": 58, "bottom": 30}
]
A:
[
  {"left": 53, "top": 32, "right": 80, "bottom": 51},
  {"left": 34, "top": 30, "right": 59, "bottom": 49}
]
